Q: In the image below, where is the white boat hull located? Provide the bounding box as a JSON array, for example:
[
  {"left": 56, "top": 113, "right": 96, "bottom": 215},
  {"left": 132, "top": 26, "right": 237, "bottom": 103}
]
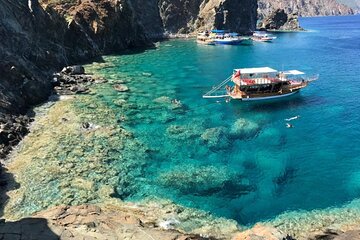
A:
[{"left": 239, "top": 91, "right": 299, "bottom": 101}]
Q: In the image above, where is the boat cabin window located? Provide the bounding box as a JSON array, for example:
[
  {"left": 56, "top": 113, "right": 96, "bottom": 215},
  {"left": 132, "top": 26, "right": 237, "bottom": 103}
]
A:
[{"left": 259, "top": 84, "right": 272, "bottom": 92}]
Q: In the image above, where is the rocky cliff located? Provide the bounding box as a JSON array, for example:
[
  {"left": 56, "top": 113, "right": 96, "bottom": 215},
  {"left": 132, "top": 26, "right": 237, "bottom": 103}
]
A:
[
  {"left": 156, "top": 0, "right": 258, "bottom": 35},
  {"left": 258, "top": 0, "right": 354, "bottom": 19},
  {"left": 258, "top": 9, "right": 305, "bottom": 31},
  {"left": 0, "top": 0, "right": 257, "bottom": 157},
  {"left": 0, "top": 0, "right": 257, "bottom": 115},
  {"left": 338, "top": 0, "right": 360, "bottom": 10},
  {"left": 0, "top": 0, "right": 150, "bottom": 115}
]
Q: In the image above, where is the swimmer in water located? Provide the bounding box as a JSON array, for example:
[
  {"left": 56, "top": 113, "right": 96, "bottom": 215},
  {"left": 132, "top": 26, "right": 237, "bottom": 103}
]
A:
[
  {"left": 225, "top": 98, "right": 231, "bottom": 103},
  {"left": 172, "top": 99, "right": 181, "bottom": 105},
  {"left": 285, "top": 115, "right": 300, "bottom": 121},
  {"left": 286, "top": 123, "right": 294, "bottom": 128}
]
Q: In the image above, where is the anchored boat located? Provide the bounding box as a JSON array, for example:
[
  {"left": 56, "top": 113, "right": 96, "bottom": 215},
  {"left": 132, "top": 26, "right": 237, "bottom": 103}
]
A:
[
  {"left": 212, "top": 31, "right": 243, "bottom": 45},
  {"left": 197, "top": 32, "right": 215, "bottom": 45},
  {"left": 252, "top": 32, "right": 277, "bottom": 42},
  {"left": 203, "top": 67, "right": 318, "bottom": 101}
]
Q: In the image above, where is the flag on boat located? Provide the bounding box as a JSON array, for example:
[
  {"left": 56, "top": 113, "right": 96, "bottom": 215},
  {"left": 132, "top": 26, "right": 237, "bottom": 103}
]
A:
[{"left": 234, "top": 70, "right": 241, "bottom": 78}]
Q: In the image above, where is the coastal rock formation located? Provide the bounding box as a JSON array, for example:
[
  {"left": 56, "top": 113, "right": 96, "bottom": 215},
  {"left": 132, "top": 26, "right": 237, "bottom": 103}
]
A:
[
  {"left": 157, "top": 0, "right": 258, "bottom": 34},
  {"left": 0, "top": 0, "right": 258, "bottom": 159},
  {"left": 338, "top": 0, "right": 360, "bottom": 11},
  {"left": 0, "top": 204, "right": 218, "bottom": 240},
  {"left": 233, "top": 224, "right": 285, "bottom": 240},
  {"left": 258, "top": 9, "right": 304, "bottom": 31},
  {"left": 47, "top": 0, "right": 258, "bottom": 38},
  {"left": 53, "top": 67, "right": 107, "bottom": 95},
  {"left": 0, "top": 0, "right": 67, "bottom": 114},
  {"left": 0, "top": 114, "right": 32, "bottom": 158},
  {"left": 258, "top": 0, "right": 354, "bottom": 19}
]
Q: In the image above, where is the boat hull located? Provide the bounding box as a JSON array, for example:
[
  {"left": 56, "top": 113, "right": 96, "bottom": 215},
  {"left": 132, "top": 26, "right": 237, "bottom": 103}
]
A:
[
  {"left": 214, "top": 40, "right": 243, "bottom": 45},
  {"left": 252, "top": 38, "right": 274, "bottom": 42},
  {"left": 197, "top": 40, "right": 215, "bottom": 45},
  {"left": 239, "top": 90, "right": 300, "bottom": 101}
]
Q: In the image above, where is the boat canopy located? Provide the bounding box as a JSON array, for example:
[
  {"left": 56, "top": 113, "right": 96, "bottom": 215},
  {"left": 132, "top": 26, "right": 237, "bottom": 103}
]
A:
[
  {"left": 282, "top": 70, "right": 305, "bottom": 75},
  {"left": 211, "top": 30, "right": 229, "bottom": 34},
  {"left": 234, "top": 67, "right": 278, "bottom": 74}
]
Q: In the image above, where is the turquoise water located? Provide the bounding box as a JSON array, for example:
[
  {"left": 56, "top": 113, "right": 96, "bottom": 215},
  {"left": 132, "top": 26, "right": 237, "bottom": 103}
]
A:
[{"left": 90, "top": 15, "right": 360, "bottom": 225}]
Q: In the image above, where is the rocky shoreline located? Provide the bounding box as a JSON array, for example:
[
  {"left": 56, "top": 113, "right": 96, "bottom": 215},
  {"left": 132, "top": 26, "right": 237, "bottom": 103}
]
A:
[
  {"left": 0, "top": 204, "right": 219, "bottom": 240},
  {"left": 0, "top": 66, "right": 105, "bottom": 162}
]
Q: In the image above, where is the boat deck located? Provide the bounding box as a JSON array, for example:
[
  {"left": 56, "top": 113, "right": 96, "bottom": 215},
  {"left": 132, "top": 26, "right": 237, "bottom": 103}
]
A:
[{"left": 233, "top": 77, "right": 283, "bottom": 86}]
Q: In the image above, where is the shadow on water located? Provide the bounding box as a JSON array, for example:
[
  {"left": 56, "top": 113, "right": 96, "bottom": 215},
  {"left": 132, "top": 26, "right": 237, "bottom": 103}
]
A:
[{"left": 0, "top": 166, "right": 59, "bottom": 239}]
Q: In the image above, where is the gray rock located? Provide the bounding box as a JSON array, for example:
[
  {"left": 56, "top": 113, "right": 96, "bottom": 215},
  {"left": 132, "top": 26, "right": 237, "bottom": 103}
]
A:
[
  {"left": 258, "top": 0, "right": 354, "bottom": 18},
  {"left": 113, "top": 84, "right": 129, "bottom": 92},
  {"left": 258, "top": 9, "right": 304, "bottom": 31}
]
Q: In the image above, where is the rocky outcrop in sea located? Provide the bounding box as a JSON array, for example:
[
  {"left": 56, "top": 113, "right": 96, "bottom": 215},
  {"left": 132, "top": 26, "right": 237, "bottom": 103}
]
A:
[
  {"left": 258, "top": 9, "right": 305, "bottom": 31},
  {"left": 258, "top": 0, "right": 354, "bottom": 19}
]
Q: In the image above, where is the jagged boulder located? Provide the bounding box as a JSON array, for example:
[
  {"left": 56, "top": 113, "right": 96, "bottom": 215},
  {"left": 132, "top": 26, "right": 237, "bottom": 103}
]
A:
[
  {"left": 159, "top": 165, "right": 253, "bottom": 196},
  {"left": 258, "top": 9, "right": 304, "bottom": 31},
  {"left": 61, "top": 65, "right": 85, "bottom": 75},
  {"left": 257, "top": 0, "right": 354, "bottom": 18},
  {"left": 136, "top": 0, "right": 258, "bottom": 35}
]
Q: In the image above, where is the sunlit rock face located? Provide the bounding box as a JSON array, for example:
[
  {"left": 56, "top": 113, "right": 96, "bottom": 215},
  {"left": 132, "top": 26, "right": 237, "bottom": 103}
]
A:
[
  {"left": 156, "top": 0, "right": 258, "bottom": 34},
  {"left": 258, "top": 0, "right": 354, "bottom": 19},
  {"left": 258, "top": 9, "right": 304, "bottom": 31}
]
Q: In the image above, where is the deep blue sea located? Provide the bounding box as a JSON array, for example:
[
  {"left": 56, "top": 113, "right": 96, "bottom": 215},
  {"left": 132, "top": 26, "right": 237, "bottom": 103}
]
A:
[{"left": 89, "top": 15, "right": 360, "bottom": 225}]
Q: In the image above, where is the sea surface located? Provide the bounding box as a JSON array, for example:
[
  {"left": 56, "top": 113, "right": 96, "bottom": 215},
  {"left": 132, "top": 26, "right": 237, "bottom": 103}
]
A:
[{"left": 6, "top": 15, "right": 360, "bottom": 232}]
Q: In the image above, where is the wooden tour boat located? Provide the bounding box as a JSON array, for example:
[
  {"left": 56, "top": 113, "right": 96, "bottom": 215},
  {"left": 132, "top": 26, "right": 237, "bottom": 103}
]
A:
[
  {"left": 203, "top": 67, "right": 318, "bottom": 101},
  {"left": 197, "top": 32, "right": 215, "bottom": 45},
  {"left": 197, "top": 30, "right": 245, "bottom": 45},
  {"left": 252, "top": 32, "right": 277, "bottom": 42}
]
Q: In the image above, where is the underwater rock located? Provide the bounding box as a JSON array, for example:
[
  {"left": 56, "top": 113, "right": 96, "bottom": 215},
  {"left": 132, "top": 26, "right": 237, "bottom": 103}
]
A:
[
  {"left": 113, "top": 84, "right": 129, "bottom": 92},
  {"left": 201, "top": 127, "right": 230, "bottom": 150},
  {"left": 229, "top": 118, "right": 260, "bottom": 139},
  {"left": 159, "top": 165, "right": 253, "bottom": 197},
  {"left": 166, "top": 124, "right": 204, "bottom": 141},
  {"left": 113, "top": 99, "right": 127, "bottom": 107},
  {"left": 153, "top": 96, "right": 172, "bottom": 104},
  {"left": 142, "top": 72, "right": 153, "bottom": 77},
  {"left": 94, "top": 78, "right": 108, "bottom": 84},
  {"left": 170, "top": 100, "right": 186, "bottom": 112}
]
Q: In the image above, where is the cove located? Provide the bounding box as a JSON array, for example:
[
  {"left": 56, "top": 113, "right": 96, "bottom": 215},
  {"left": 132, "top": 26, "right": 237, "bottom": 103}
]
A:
[
  {"left": 89, "top": 15, "right": 360, "bottom": 225},
  {"left": 5, "top": 15, "right": 360, "bottom": 231}
]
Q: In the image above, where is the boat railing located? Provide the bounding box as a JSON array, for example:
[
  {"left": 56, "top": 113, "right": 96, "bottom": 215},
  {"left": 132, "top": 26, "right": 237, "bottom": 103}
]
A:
[
  {"left": 202, "top": 75, "right": 232, "bottom": 98},
  {"left": 307, "top": 74, "right": 319, "bottom": 82}
]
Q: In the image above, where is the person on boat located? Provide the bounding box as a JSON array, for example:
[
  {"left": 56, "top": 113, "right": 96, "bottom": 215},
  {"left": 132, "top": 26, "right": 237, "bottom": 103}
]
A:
[{"left": 225, "top": 85, "right": 231, "bottom": 93}]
